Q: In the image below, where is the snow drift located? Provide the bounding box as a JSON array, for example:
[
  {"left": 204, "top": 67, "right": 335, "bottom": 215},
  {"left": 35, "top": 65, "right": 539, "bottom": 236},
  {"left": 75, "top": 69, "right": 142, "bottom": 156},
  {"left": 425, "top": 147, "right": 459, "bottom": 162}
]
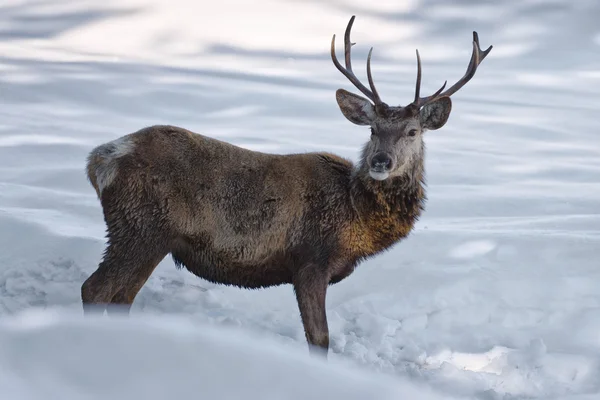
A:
[{"left": 0, "top": 310, "right": 454, "bottom": 400}]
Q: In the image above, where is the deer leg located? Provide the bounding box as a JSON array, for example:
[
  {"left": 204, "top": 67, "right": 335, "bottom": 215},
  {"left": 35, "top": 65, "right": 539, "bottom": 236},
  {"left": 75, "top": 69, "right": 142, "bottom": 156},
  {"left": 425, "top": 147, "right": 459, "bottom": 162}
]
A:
[
  {"left": 106, "top": 256, "right": 162, "bottom": 316},
  {"left": 81, "top": 241, "right": 167, "bottom": 317},
  {"left": 293, "top": 265, "right": 329, "bottom": 357},
  {"left": 80, "top": 262, "right": 116, "bottom": 316}
]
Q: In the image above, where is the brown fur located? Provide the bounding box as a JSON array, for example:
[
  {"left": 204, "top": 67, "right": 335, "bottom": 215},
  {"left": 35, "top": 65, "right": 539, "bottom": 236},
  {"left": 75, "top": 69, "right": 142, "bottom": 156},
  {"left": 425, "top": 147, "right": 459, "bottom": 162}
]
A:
[
  {"left": 82, "top": 18, "right": 491, "bottom": 356},
  {"left": 82, "top": 125, "right": 426, "bottom": 354}
]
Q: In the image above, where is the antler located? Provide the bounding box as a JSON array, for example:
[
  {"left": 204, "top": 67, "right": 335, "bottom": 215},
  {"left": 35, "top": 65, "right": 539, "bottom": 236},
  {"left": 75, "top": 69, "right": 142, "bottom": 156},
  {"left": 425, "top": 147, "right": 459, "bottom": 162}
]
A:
[
  {"left": 412, "top": 31, "right": 493, "bottom": 109},
  {"left": 439, "top": 32, "right": 493, "bottom": 97},
  {"left": 331, "top": 16, "right": 383, "bottom": 105},
  {"left": 412, "top": 49, "right": 448, "bottom": 109}
]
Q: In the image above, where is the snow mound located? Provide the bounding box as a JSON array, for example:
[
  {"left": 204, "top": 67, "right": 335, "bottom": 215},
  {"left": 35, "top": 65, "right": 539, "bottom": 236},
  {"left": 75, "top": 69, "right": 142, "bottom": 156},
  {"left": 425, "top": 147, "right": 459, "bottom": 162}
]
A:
[{"left": 0, "top": 310, "right": 454, "bottom": 400}]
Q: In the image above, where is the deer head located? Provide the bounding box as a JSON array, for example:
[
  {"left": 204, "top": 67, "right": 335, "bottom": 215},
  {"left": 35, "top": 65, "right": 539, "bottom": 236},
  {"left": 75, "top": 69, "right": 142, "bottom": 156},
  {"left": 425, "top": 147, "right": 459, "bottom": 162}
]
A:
[{"left": 331, "top": 16, "right": 492, "bottom": 181}]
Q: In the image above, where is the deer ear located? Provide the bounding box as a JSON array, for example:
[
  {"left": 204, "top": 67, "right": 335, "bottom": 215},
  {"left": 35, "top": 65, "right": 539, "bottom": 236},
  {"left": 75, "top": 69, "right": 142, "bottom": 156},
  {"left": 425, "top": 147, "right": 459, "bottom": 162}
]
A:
[
  {"left": 420, "top": 97, "right": 452, "bottom": 131},
  {"left": 335, "top": 89, "right": 375, "bottom": 126}
]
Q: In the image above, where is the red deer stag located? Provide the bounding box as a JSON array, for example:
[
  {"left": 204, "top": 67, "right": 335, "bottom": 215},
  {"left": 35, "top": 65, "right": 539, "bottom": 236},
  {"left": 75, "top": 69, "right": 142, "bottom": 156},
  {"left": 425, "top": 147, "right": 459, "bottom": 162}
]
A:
[{"left": 82, "top": 16, "right": 492, "bottom": 356}]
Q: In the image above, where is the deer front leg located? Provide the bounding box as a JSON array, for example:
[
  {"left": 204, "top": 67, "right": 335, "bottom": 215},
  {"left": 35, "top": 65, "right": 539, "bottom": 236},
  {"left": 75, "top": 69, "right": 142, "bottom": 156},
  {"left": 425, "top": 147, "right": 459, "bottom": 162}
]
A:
[{"left": 293, "top": 265, "right": 329, "bottom": 357}]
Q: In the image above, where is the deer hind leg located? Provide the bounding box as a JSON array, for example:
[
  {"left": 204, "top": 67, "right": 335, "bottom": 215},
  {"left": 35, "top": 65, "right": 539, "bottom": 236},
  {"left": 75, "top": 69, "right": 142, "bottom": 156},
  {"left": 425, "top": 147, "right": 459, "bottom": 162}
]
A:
[{"left": 81, "top": 238, "right": 168, "bottom": 317}]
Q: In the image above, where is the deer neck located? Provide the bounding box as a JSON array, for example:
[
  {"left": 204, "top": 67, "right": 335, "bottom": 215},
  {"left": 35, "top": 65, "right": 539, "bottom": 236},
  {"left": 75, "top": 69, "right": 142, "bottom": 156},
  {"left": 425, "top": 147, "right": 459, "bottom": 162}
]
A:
[{"left": 347, "top": 155, "right": 426, "bottom": 255}]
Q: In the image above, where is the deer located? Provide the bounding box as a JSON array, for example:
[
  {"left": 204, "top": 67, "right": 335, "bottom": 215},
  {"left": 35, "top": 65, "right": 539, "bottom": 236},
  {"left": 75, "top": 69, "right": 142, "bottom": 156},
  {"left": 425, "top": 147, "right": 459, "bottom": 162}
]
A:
[{"left": 82, "top": 16, "right": 492, "bottom": 356}]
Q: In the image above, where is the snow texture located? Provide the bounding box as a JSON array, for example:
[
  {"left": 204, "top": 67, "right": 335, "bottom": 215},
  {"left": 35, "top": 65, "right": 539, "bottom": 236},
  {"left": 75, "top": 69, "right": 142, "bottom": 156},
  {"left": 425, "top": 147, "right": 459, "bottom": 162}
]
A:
[
  {"left": 0, "top": 310, "right": 459, "bottom": 400},
  {"left": 1, "top": 0, "right": 600, "bottom": 399}
]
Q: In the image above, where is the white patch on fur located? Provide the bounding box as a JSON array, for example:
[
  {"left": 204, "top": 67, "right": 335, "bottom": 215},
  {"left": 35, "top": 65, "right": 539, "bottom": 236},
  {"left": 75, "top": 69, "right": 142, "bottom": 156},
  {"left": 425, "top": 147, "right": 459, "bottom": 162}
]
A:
[
  {"left": 88, "top": 136, "right": 135, "bottom": 195},
  {"left": 361, "top": 102, "right": 375, "bottom": 119},
  {"left": 369, "top": 170, "right": 389, "bottom": 181}
]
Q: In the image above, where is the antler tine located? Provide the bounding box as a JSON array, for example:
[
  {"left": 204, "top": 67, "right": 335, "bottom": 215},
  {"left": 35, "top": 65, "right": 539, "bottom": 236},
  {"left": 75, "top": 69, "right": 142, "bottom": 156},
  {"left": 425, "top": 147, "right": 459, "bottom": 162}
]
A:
[
  {"left": 411, "top": 49, "right": 447, "bottom": 109},
  {"left": 438, "top": 31, "right": 493, "bottom": 98},
  {"left": 474, "top": 31, "right": 493, "bottom": 62},
  {"left": 419, "top": 80, "right": 448, "bottom": 106},
  {"left": 331, "top": 16, "right": 382, "bottom": 104},
  {"left": 411, "top": 31, "right": 492, "bottom": 108},
  {"left": 343, "top": 15, "right": 354, "bottom": 70},
  {"left": 366, "top": 48, "right": 383, "bottom": 105},
  {"left": 414, "top": 49, "right": 422, "bottom": 104},
  {"left": 331, "top": 34, "right": 372, "bottom": 100}
]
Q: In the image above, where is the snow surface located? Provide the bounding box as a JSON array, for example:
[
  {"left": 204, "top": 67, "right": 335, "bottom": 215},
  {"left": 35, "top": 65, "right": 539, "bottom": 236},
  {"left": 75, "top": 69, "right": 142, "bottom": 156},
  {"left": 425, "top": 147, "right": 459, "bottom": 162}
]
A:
[
  {"left": 1, "top": 0, "right": 600, "bottom": 399},
  {"left": 0, "top": 310, "right": 457, "bottom": 400}
]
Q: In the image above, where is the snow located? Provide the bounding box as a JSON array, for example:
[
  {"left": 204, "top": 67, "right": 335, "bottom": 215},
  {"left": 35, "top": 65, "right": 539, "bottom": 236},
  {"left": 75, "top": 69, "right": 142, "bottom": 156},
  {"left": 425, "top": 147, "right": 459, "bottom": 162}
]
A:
[
  {"left": 1, "top": 0, "right": 600, "bottom": 399},
  {"left": 0, "top": 311, "right": 456, "bottom": 400}
]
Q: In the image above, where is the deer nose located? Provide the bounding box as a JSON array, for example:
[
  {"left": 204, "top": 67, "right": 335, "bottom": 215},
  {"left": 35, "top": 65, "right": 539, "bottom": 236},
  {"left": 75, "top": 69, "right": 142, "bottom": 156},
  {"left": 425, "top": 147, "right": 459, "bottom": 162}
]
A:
[{"left": 370, "top": 152, "right": 393, "bottom": 171}]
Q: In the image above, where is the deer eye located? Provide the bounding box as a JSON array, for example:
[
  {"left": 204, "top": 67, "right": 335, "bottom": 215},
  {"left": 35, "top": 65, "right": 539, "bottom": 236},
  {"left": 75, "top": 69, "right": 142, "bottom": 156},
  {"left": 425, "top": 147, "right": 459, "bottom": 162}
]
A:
[{"left": 408, "top": 129, "right": 418, "bottom": 137}]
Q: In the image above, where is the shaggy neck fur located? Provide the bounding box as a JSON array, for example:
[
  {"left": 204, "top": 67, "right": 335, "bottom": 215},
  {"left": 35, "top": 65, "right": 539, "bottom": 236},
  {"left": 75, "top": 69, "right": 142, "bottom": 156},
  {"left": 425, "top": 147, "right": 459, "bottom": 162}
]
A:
[{"left": 348, "top": 144, "right": 427, "bottom": 255}]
